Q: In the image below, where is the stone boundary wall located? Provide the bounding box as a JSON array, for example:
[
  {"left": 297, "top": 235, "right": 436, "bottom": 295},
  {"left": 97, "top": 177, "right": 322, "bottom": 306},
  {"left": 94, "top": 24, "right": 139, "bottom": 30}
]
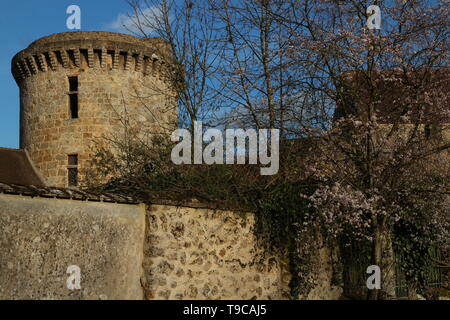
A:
[
  {"left": 0, "top": 192, "right": 343, "bottom": 300},
  {"left": 142, "top": 204, "right": 292, "bottom": 300},
  {"left": 0, "top": 194, "right": 145, "bottom": 300}
]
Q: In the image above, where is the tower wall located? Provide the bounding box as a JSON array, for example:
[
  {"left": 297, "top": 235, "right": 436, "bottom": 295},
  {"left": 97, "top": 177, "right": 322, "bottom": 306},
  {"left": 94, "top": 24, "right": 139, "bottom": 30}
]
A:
[{"left": 12, "top": 32, "right": 178, "bottom": 187}]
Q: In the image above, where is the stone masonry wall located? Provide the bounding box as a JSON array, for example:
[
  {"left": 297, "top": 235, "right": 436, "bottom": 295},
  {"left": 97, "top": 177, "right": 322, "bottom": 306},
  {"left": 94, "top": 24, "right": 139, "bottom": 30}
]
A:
[
  {"left": 0, "top": 192, "right": 342, "bottom": 300},
  {"left": 142, "top": 204, "right": 292, "bottom": 300},
  {"left": 0, "top": 193, "right": 145, "bottom": 300}
]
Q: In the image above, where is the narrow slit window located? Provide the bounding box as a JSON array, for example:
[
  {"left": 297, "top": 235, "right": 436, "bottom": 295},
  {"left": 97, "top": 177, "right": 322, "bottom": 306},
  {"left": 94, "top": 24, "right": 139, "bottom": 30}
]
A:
[
  {"left": 68, "top": 168, "right": 78, "bottom": 187},
  {"left": 69, "top": 93, "right": 78, "bottom": 119},
  {"left": 69, "top": 76, "right": 78, "bottom": 92},
  {"left": 68, "top": 154, "right": 78, "bottom": 166},
  {"left": 68, "top": 154, "right": 78, "bottom": 187},
  {"left": 68, "top": 76, "right": 79, "bottom": 119}
]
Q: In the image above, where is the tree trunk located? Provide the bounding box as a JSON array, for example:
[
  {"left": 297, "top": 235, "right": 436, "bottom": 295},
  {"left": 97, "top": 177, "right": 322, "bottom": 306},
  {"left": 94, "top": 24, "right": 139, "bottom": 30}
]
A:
[{"left": 380, "top": 230, "right": 397, "bottom": 299}]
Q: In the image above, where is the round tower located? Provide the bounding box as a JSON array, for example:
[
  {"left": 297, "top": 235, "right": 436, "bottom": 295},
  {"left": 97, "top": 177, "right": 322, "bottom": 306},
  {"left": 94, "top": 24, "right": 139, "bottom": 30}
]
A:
[{"left": 12, "top": 31, "right": 178, "bottom": 188}]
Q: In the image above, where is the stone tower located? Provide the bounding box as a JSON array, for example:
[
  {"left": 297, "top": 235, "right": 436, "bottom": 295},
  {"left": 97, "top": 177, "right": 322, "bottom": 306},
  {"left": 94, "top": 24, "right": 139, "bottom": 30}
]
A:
[{"left": 12, "top": 32, "right": 178, "bottom": 187}]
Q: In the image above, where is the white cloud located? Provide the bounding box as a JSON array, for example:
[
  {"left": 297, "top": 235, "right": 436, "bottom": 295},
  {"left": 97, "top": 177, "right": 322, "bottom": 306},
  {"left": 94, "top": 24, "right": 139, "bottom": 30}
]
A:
[{"left": 106, "top": 6, "right": 163, "bottom": 35}]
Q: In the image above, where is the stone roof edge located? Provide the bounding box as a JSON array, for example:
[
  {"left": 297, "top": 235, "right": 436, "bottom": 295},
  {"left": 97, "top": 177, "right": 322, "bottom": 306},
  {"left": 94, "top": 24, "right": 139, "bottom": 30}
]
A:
[
  {"left": 23, "top": 149, "right": 46, "bottom": 187},
  {"left": 0, "top": 182, "right": 139, "bottom": 205},
  {"left": 0, "top": 182, "right": 245, "bottom": 212}
]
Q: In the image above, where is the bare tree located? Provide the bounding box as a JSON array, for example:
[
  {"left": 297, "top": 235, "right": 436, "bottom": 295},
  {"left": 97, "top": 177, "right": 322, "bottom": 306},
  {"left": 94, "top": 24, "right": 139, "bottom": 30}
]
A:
[
  {"left": 126, "top": 0, "right": 225, "bottom": 132},
  {"left": 208, "top": 0, "right": 304, "bottom": 136}
]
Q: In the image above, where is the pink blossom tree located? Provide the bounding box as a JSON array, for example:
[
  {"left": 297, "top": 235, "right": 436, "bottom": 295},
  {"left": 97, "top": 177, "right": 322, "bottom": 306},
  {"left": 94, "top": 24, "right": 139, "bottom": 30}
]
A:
[{"left": 280, "top": 0, "right": 449, "bottom": 299}]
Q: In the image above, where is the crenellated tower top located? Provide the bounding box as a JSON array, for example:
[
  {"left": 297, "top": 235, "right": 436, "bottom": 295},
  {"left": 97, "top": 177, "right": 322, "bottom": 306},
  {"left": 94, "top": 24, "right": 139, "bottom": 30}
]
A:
[{"left": 12, "top": 31, "right": 177, "bottom": 84}]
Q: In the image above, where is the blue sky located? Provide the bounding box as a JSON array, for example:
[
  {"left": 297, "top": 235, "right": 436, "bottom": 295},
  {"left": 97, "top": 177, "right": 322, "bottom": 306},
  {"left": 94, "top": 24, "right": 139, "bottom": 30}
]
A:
[{"left": 0, "top": 0, "right": 133, "bottom": 148}]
